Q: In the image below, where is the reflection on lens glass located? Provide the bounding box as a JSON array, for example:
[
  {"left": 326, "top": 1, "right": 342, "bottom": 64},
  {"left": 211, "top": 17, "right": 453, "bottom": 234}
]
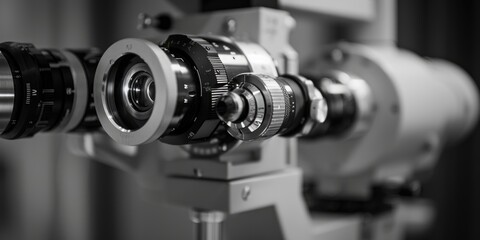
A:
[
  {"left": 148, "top": 81, "right": 155, "bottom": 102},
  {"left": 129, "top": 71, "right": 155, "bottom": 112},
  {"left": 106, "top": 54, "right": 157, "bottom": 131}
]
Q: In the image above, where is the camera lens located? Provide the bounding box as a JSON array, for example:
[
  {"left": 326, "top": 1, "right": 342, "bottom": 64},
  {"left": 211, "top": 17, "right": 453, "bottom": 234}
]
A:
[
  {"left": 0, "top": 42, "right": 101, "bottom": 139},
  {"left": 95, "top": 34, "right": 278, "bottom": 146}
]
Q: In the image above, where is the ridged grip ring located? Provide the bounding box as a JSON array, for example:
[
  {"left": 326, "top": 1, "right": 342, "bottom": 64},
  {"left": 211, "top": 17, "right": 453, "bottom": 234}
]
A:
[
  {"left": 261, "top": 75, "right": 287, "bottom": 138},
  {"left": 221, "top": 73, "right": 287, "bottom": 141}
]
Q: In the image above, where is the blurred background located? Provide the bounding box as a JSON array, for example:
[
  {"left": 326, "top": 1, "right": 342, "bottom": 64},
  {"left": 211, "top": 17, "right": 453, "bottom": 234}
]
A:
[{"left": 0, "top": 0, "right": 479, "bottom": 239}]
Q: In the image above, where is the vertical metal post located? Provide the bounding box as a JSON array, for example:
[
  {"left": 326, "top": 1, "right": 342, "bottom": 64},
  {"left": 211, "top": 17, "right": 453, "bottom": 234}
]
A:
[{"left": 190, "top": 210, "right": 226, "bottom": 240}]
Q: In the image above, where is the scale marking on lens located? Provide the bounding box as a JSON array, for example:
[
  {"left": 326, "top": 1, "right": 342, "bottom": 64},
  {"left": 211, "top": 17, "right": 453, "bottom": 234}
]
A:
[
  {"left": 26, "top": 83, "right": 31, "bottom": 104},
  {"left": 42, "top": 89, "right": 54, "bottom": 93}
]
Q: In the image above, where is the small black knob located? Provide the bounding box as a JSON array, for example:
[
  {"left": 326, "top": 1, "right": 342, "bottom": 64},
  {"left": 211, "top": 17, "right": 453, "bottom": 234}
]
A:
[{"left": 137, "top": 13, "right": 173, "bottom": 31}]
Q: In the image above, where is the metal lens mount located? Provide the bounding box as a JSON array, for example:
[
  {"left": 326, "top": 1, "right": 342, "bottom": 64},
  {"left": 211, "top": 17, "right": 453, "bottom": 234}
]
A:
[
  {"left": 128, "top": 68, "right": 155, "bottom": 112},
  {"left": 94, "top": 38, "right": 177, "bottom": 145},
  {"left": 110, "top": 56, "right": 156, "bottom": 129}
]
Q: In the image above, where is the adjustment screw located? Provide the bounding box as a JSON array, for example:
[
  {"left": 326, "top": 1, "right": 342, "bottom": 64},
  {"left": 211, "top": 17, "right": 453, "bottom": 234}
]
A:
[
  {"left": 224, "top": 18, "right": 237, "bottom": 35},
  {"left": 241, "top": 186, "right": 251, "bottom": 201}
]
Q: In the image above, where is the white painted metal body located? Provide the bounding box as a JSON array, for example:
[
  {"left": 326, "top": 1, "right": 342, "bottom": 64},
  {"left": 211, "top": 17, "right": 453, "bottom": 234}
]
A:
[{"left": 299, "top": 43, "right": 479, "bottom": 198}]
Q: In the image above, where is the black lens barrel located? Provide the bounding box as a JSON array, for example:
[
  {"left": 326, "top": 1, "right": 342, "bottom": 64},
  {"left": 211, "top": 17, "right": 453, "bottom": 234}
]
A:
[
  {"left": 158, "top": 35, "right": 251, "bottom": 144},
  {"left": 0, "top": 42, "right": 100, "bottom": 139},
  {"left": 307, "top": 76, "right": 357, "bottom": 137},
  {"left": 275, "top": 75, "right": 308, "bottom": 136}
]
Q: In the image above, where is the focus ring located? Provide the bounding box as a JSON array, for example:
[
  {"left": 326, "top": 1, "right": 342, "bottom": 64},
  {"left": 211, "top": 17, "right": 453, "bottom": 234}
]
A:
[
  {"left": 261, "top": 75, "right": 286, "bottom": 138},
  {"left": 30, "top": 49, "right": 63, "bottom": 130},
  {"left": 211, "top": 87, "right": 228, "bottom": 119},
  {"left": 161, "top": 35, "right": 230, "bottom": 143},
  {"left": 192, "top": 38, "right": 229, "bottom": 118},
  {"left": 220, "top": 73, "right": 287, "bottom": 141}
]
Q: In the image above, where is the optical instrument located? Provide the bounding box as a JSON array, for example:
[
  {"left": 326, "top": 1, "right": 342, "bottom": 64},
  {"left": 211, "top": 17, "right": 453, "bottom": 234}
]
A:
[
  {"left": 95, "top": 34, "right": 283, "bottom": 146},
  {"left": 0, "top": 42, "right": 100, "bottom": 139},
  {"left": 90, "top": 8, "right": 315, "bottom": 240},
  {"left": 5, "top": 8, "right": 475, "bottom": 240}
]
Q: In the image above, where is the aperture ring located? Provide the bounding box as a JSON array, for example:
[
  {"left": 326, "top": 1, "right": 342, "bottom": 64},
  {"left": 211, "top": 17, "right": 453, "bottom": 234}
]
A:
[
  {"left": 160, "top": 34, "right": 229, "bottom": 143},
  {"left": 223, "top": 73, "right": 287, "bottom": 141},
  {"left": 29, "top": 48, "right": 68, "bottom": 131},
  {"left": 260, "top": 75, "right": 286, "bottom": 138},
  {"left": 177, "top": 36, "right": 228, "bottom": 118},
  {"left": 0, "top": 43, "right": 45, "bottom": 138}
]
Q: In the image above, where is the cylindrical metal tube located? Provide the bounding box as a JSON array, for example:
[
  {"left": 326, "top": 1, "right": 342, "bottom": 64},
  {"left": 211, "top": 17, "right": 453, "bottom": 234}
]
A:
[
  {"left": 0, "top": 51, "right": 14, "bottom": 133},
  {"left": 190, "top": 210, "right": 226, "bottom": 240},
  {"left": 299, "top": 43, "right": 480, "bottom": 194},
  {"left": 0, "top": 43, "right": 101, "bottom": 139}
]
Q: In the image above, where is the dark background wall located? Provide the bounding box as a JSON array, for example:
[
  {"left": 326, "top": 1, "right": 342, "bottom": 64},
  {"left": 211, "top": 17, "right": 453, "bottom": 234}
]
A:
[{"left": 398, "top": 1, "right": 480, "bottom": 240}]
